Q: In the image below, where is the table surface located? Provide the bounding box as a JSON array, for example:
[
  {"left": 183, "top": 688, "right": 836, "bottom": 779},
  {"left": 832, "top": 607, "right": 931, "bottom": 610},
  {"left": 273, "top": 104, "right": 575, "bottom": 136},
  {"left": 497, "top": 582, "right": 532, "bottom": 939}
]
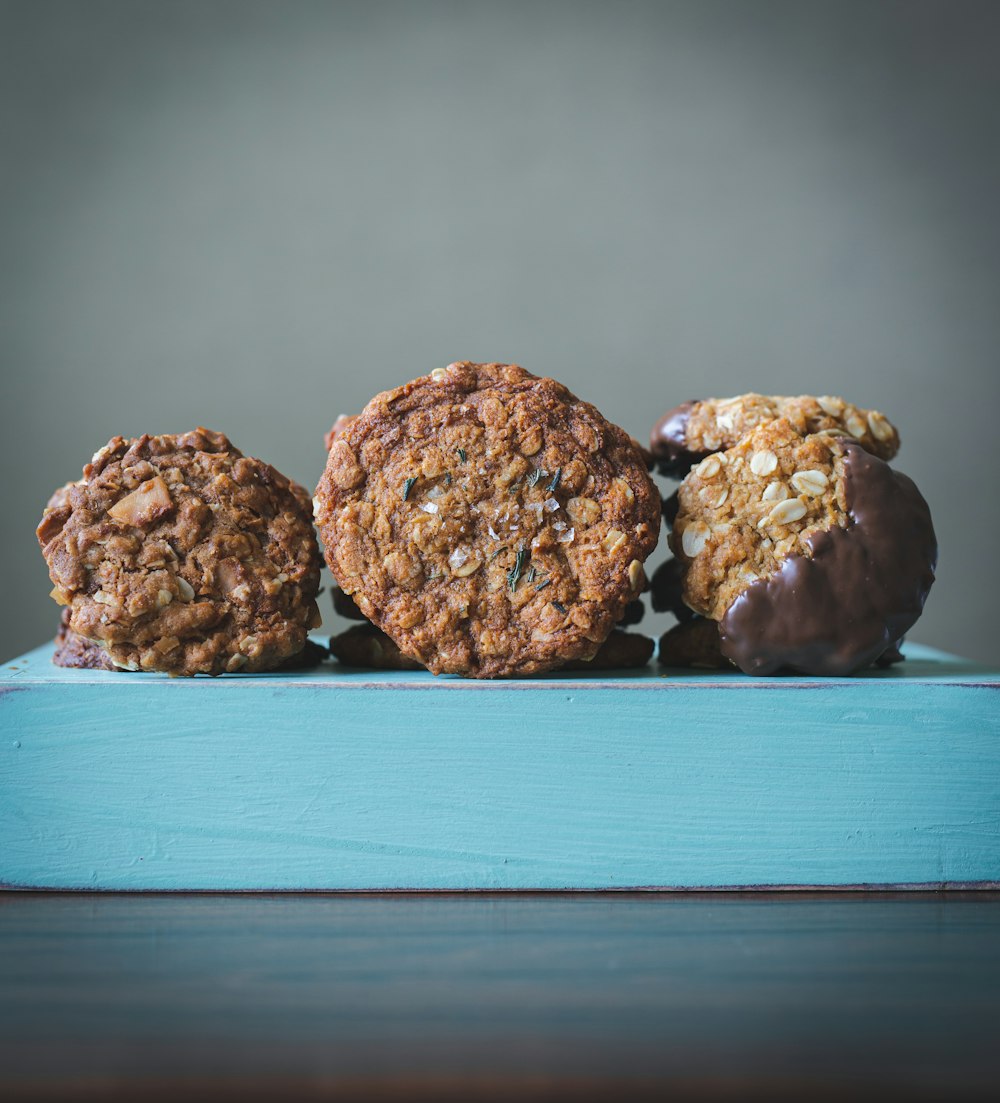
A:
[{"left": 2, "top": 893, "right": 998, "bottom": 1100}]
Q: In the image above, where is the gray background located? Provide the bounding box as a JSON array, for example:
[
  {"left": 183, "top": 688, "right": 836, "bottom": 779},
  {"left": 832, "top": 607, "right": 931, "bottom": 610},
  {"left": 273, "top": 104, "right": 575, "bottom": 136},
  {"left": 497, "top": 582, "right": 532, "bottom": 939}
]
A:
[{"left": 2, "top": 0, "right": 998, "bottom": 664}]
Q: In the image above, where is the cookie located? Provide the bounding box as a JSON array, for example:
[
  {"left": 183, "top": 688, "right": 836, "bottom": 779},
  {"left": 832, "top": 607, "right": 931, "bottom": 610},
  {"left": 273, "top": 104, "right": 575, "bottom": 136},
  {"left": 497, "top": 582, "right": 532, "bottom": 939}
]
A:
[
  {"left": 649, "top": 557, "right": 694, "bottom": 620},
  {"left": 670, "top": 417, "right": 935, "bottom": 675},
  {"left": 560, "top": 629, "right": 654, "bottom": 670},
  {"left": 53, "top": 607, "right": 116, "bottom": 670},
  {"left": 38, "top": 428, "right": 323, "bottom": 676},
  {"left": 329, "top": 623, "right": 424, "bottom": 671},
  {"left": 658, "top": 617, "right": 733, "bottom": 670},
  {"left": 617, "top": 598, "right": 646, "bottom": 627},
  {"left": 650, "top": 393, "right": 899, "bottom": 477},
  {"left": 657, "top": 617, "right": 905, "bottom": 672},
  {"left": 53, "top": 609, "right": 328, "bottom": 672},
  {"left": 314, "top": 362, "right": 661, "bottom": 677},
  {"left": 331, "top": 585, "right": 368, "bottom": 621},
  {"left": 324, "top": 414, "right": 357, "bottom": 454}
]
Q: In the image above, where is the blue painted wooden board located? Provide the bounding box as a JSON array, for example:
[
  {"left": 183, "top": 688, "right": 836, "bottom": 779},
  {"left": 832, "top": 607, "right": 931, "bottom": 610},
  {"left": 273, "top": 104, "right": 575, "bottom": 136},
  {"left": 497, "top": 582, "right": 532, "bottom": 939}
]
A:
[{"left": 2, "top": 641, "right": 998, "bottom": 891}]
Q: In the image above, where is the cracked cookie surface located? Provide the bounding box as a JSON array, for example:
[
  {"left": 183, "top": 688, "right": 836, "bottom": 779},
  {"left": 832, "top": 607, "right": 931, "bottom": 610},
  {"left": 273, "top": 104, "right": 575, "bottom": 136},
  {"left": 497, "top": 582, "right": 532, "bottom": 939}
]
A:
[
  {"left": 651, "top": 392, "right": 899, "bottom": 476},
  {"left": 314, "top": 362, "right": 661, "bottom": 677},
  {"left": 38, "top": 428, "right": 322, "bottom": 676}
]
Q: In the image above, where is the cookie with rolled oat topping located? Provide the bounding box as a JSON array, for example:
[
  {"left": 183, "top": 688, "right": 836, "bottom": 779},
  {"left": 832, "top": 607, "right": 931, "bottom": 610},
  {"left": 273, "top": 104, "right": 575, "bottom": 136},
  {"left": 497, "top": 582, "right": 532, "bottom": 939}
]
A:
[
  {"left": 650, "top": 393, "right": 899, "bottom": 477},
  {"left": 38, "top": 429, "right": 323, "bottom": 676},
  {"left": 314, "top": 362, "right": 661, "bottom": 677},
  {"left": 670, "top": 417, "right": 935, "bottom": 675}
]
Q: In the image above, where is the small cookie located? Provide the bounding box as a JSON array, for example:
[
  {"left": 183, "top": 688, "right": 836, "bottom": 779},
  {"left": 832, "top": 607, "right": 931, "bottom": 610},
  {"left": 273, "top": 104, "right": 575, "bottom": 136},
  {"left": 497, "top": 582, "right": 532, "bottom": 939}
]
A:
[
  {"left": 617, "top": 598, "right": 646, "bottom": 627},
  {"left": 649, "top": 557, "right": 694, "bottom": 621},
  {"left": 53, "top": 609, "right": 328, "bottom": 672},
  {"left": 650, "top": 393, "right": 899, "bottom": 477},
  {"left": 324, "top": 414, "right": 357, "bottom": 453},
  {"left": 330, "top": 623, "right": 424, "bottom": 671},
  {"left": 53, "top": 608, "right": 115, "bottom": 670},
  {"left": 658, "top": 618, "right": 733, "bottom": 670},
  {"left": 670, "top": 418, "right": 934, "bottom": 675},
  {"left": 561, "top": 629, "right": 654, "bottom": 670},
  {"left": 315, "top": 362, "right": 661, "bottom": 677},
  {"left": 331, "top": 585, "right": 367, "bottom": 621},
  {"left": 38, "top": 429, "right": 323, "bottom": 676},
  {"left": 268, "top": 637, "right": 329, "bottom": 671}
]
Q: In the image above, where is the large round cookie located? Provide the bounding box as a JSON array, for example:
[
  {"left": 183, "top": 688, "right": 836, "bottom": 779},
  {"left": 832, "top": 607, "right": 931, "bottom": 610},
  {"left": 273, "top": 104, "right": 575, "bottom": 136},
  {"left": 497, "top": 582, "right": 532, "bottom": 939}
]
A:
[
  {"left": 651, "top": 393, "right": 899, "bottom": 477},
  {"left": 314, "top": 362, "right": 661, "bottom": 677},
  {"left": 670, "top": 417, "right": 935, "bottom": 675},
  {"left": 38, "top": 428, "right": 323, "bottom": 676}
]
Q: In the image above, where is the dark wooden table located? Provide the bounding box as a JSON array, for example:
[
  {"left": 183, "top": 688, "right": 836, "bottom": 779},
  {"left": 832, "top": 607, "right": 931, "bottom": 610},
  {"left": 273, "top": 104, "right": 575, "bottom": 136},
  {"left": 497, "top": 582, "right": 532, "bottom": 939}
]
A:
[{"left": 2, "top": 893, "right": 998, "bottom": 1100}]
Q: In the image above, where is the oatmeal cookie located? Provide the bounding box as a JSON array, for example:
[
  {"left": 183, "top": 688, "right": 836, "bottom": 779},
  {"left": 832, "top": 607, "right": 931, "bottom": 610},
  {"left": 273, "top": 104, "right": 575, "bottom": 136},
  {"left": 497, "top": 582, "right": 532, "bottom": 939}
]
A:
[
  {"left": 670, "top": 418, "right": 934, "bottom": 675},
  {"left": 53, "top": 607, "right": 116, "bottom": 670},
  {"left": 651, "top": 393, "right": 899, "bottom": 477},
  {"left": 330, "top": 623, "right": 424, "bottom": 671},
  {"left": 314, "top": 362, "right": 661, "bottom": 677},
  {"left": 52, "top": 608, "right": 328, "bottom": 672},
  {"left": 561, "top": 629, "right": 654, "bottom": 670},
  {"left": 324, "top": 414, "right": 357, "bottom": 454},
  {"left": 38, "top": 429, "right": 323, "bottom": 676}
]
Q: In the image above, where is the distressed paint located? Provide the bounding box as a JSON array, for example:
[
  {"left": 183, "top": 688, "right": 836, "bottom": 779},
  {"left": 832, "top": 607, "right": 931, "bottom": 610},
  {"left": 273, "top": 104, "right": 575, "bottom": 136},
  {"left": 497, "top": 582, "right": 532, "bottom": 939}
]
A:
[{"left": 1, "top": 642, "right": 999, "bottom": 891}]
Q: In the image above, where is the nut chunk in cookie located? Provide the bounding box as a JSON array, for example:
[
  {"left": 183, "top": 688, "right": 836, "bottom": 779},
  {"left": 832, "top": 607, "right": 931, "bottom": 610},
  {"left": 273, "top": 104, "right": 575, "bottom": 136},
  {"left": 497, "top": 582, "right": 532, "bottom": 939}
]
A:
[
  {"left": 670, "top": 418, "right": 934, "bottom": 675},
  {"left": 37, "top": 428, "right": 323, "bottom": 676},
  {"left": 314, "top": 362, "right": 661, "bottom": 677},
  {"left": 650, "top": 393, "right": 900, "bottom": 477}
]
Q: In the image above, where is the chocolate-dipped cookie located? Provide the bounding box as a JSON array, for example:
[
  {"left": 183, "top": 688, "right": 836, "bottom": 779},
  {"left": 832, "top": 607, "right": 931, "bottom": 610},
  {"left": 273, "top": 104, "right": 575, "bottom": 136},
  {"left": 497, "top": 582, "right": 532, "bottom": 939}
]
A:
[
  {"left": 650, "top": 393, "right": 899, "bottom": 477},
  {"left": 669, "top": 418, "right": 935, "bottom": 675}
]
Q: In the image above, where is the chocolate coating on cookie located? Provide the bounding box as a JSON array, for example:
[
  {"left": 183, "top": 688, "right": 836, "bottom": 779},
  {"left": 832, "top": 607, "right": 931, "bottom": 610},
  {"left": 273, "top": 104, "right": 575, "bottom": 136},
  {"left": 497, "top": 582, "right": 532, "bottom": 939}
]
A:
[
  {"left": 657, "top": 614, "right": 905, "bottom": 673},
  {"left": 658, "top": 617, "right": 733, "bottom": 670},
  {"left": 38, "top": 429, "right": 322, "bottom": 676},
  {"left": 324, "top": 415, "right": 357, "bottom": 454},
  {"left": 53, "top": 609, "right": 327, "bottom": 672},
  {"left": 315, "top": 362, "right": 661, "bottom": 677},
  {"left": 330, "top": 624, "right": 424, "bottom": 671},
  {"left": 561, "top": 629, "right": 654, "bottom": 670},
  {"left": 331, "top": 585, "right": 367, "bottom": 621},
  {"left": 53, "top": 608, "right": 115, "bottom": 670},
  {"left": 650, "top": 402, "right": 701, "bottom": 476},
  {"left": 718, "top": 443, "right": 935, "bottom": 675},
  {"left": 650, "top": 558, "right": 694, "bottom": 620},
  {"left": 617, "top": 599, "right": 646, "bottom": 627}
]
